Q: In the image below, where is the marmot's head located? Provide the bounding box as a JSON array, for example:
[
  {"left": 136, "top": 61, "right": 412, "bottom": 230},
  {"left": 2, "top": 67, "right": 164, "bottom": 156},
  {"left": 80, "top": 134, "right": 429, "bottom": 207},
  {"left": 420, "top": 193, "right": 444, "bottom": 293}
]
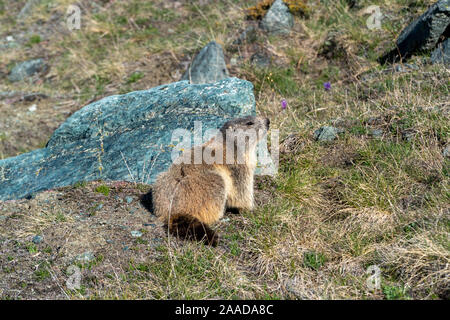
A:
[
  {"left": 218, "top": 116, "right": 270, "bottom": 164},
  {"left": 220, "top": 116, "right": 270, "bottom": 143}
]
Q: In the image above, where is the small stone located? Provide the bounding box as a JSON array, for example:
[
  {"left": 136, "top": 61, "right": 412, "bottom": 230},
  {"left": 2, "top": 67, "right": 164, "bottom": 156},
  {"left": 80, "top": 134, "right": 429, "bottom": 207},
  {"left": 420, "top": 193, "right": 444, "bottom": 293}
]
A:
[
  {"left": 95, "top": 203, "right": 103, "bottom": 210},
  {"left": 181, "top": 41, "right": 229, "bottom": 84},
  {"left": 131, "top": 230, "right": 143, "bottom": 238},
  {"left": 250, "top": 52, "right": 271, "bottom": 68},
  {"left": 125, "top": 196, "right": 133, "bottom": 204},
  {"left": 0, "top": 36, "right": 18, "bottom": 49},
  {"left": 76, "top": 252, "right": 95, "bottom": 263},
  {"left": 443, "top": 146, "right": 450, "bottom": 158},
  {"left": 106, "top": 239, "right": 113, "bottom": 244},
  {"left": 260, "top": 0, "right": 294, "bottom": 35},
  {"left": 402, "top": 130, "right": 415, "bottom": 141},
  {"left": 32, "top": 235, "right": 43, "bottom": 244},
  {"left": 143, "top": 223, "right": 156, "bottom": 227},
  {"left": 404, "top": 63, "right": 419, "bottom": 70},
  {"left": 392, "top": 63, "right": 419, "bottom": 73},
  {"left": 370, "top": 129, "right": 383, "bottom": 137},
  {"left": 313, "top": 126, "right": 343, "bottom": 142},
  {"left": 28, "top": 104, "right": 37, "bottom": 112},
  {"left": 367, "top": 117, "right": 382, "bottom": 125},
  {"left": 8, "top": 58, "right": 48, "bottom": 82}
]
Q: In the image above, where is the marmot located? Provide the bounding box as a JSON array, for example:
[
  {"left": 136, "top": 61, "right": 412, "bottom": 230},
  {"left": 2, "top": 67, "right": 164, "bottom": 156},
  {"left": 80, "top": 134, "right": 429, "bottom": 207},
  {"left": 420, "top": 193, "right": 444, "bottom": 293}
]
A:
[{"left": 152, "top": 116, "right": 270, "bottom": 246}]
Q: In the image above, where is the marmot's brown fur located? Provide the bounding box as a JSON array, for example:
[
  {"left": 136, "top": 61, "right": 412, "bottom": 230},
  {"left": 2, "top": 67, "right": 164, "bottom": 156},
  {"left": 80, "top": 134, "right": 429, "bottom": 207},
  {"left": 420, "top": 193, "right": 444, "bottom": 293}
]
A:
[{"left": 152, "top": 116, "right": 270, "bottom": 246}]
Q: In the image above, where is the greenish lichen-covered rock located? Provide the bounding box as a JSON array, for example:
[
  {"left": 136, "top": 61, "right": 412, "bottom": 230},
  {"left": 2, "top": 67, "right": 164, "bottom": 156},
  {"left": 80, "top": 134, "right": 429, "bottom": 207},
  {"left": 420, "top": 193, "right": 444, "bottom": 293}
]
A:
[
  {"left": 8, "top": 58, "right": 48, "bottom": 82},
  {"left": 260, "top": 0, "right": 294, "bottom": 35},
  {"left": 181, "top": 41, "right": 229, "bottom": 84},
  {"left": 0, "top": 78, "right": 257, "bottom": 200},
  {"left": 313, "top": 126, "right": 344, "bottom": 142}
]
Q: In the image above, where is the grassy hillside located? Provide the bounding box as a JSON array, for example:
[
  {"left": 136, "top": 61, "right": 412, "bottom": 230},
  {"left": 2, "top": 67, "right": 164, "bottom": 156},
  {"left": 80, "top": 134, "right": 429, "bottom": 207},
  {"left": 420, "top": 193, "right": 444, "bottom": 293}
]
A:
[{"left": 0, "top": 0, "right": 449, "bottom": 299}]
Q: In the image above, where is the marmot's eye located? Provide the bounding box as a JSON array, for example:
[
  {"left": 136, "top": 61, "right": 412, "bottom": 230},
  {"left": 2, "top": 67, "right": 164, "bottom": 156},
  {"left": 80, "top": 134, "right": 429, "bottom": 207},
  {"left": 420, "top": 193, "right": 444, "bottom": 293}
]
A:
[{"left": 246, "top": 121, "right": 254, "bottom": 126}]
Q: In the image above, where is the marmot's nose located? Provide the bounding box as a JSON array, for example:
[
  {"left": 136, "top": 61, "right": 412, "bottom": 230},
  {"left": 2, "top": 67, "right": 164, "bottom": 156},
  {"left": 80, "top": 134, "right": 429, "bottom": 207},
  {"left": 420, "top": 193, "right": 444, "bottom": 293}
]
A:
[{"left": 265, "top": 118, "right": 270, "bottom": 128}]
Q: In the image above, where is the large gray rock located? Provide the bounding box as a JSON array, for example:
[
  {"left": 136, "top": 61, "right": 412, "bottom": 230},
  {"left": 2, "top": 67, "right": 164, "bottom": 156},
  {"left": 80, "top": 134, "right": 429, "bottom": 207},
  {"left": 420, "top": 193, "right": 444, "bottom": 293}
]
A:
[
  {"left": 181, "top": 41, "right": 229, "bottom": 84},
  {"left": 8, "top": 58, "right": 48, "bottom": 82},
  {"left": 260, "top": 0, "right": 294, "bottom": 35},
  {"left": 381, "top": 0, "right": 450, "bottom": 62},
  {"left": 0, "top": 78, "right": 256, "bottom": 200},
  {"left": 431, "top": 38, "right": 450, "bottom": 64}
]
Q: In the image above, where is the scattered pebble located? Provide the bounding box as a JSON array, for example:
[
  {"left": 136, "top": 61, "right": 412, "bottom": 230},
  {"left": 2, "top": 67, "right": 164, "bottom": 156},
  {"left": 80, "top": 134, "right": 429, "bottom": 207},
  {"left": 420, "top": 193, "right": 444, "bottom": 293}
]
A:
[
  {"left": 250, "top": 52, "right": 271, "bottom": 68},
  {"left": 392, "top": 63, "right": 419, "bottom": 73},
  {"left": 131, "top": 230, "right": 143, "bottom": 238},
  {"left": 28, "top": 104, "right": 37, "bottom": 112},
  {"left": 76, "top": 252, "right": 95, "bottom": 263},
  {"left": 370, "top": 129, "right": 383, "bottom": 137},
  {"left": 125, "top": 196, "right": 133, "bottom": 204},
  {"left": 443, "top": 146, "right": 449, "bottom": 158},
  {"left": 313, "top": 126, "right": 343, "bottom": 142},
  {"left": 402, "top": 130, "right": 415, "bottom": 141},
  {"left": 8, "top": 58, "right": 48, "bottom": 82},
  {"left": 32, "top": 235, "right": 43, "bottom": 244},
  {"left": 143, "top": 223, "right": 156, "bottom": 227}
]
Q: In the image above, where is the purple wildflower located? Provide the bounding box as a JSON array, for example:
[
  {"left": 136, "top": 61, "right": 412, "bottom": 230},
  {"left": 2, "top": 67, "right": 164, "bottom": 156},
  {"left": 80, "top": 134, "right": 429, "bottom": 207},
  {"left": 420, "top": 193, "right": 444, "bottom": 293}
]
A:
[
  {"left": 281, "top": 99, "right": 287, "bottom": 110},
  {"left": 324, "top": 82, "right": 331, "bottom": 91}
]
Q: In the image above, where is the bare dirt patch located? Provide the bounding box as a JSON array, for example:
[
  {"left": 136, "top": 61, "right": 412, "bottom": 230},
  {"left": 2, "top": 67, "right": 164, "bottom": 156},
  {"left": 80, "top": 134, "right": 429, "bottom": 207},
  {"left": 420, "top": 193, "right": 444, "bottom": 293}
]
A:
[{"left": 0, "top": 181, "right": 168, "bottom": 299}]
